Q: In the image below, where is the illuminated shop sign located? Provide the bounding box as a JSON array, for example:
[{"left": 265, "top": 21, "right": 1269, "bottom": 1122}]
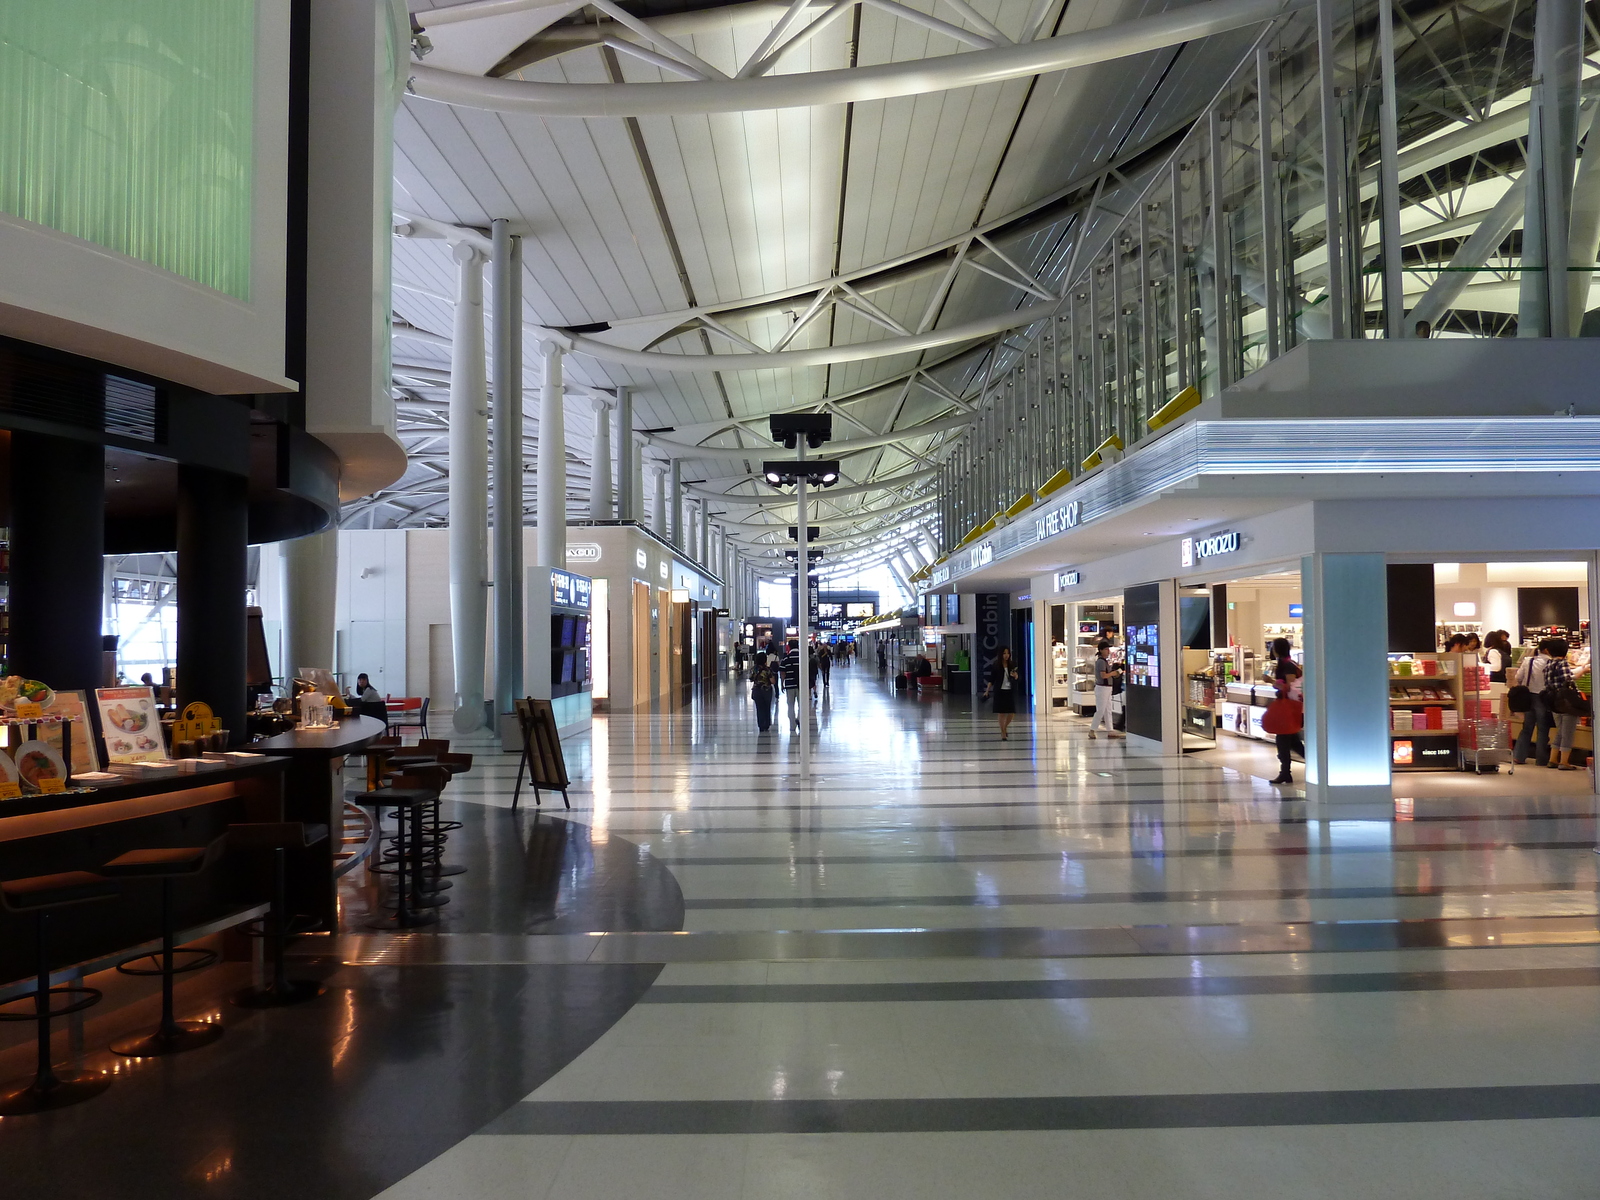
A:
[
  {"left": 1055, "top": 570, "right": 1081, "bottom": 590},
  {"left": 1181, "top": 529, "right": 1240, "bottom": 568},
  {"left": 972, "top": 542, "right": 994, "bottom": 568},
  {"left": 635, "top": 548, "right": 648, "bottom": 570},
  {"left": 1035, "top": 499, "right": 1082, "bottom": 540},
  {"left": 567, "top": 543, "right": 601, "bottom": 562},
  {"left": 931, "top": 565, "right": 951, "bottom": 585}
]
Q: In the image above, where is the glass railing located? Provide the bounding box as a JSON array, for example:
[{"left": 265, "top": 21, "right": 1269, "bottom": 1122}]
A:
[{"left": 936, "top": 0, "right": 1583, "bottom": 560}]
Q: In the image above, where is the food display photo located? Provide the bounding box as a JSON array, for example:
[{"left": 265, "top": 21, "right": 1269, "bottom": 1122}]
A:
[{"left": 94, "top": 686, "right": 169, "bottom": 763}]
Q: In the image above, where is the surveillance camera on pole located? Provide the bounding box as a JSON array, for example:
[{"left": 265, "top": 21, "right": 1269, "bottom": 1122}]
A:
[{"left": 764, "top": 413, "right": 833, "bottom": 781}]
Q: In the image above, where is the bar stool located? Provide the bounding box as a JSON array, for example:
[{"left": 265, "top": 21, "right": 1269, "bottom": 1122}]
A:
[
  {"left": 227, "top": 822, "right": 330, "bottom": 1008},
  {"left": 103, "top": 834, "right": 228, "bottom": 1057},
  {"left": 355, "top": 784, "right": 439, "bottom": 929},
  {"left": 0, "top": 871, "right": 119, "bottom": 1114}
]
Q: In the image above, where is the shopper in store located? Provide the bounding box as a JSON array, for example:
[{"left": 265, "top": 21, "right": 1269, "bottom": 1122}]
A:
[
  {"left": 1513, "top": 639, "right": 1556, "bottom": 766},
  {"left": 1483, "top": 630, "right": 1512, "bottom": 683},
  {"left": 1443, "top": 633, "right": 1470, "bottom": 653},
  {"left": 1268, "top": 638, "right": 1304, "bottom": 786},
  {"left": 750, "top": 654, "right": 775, "bottom": 732},
  {"left": 1542, "top": 638, "right": 1587, "bottom": 771},
  {"left": 1088, "top": 641, "right": 1123, "bottom": 740},
  {"left": 983, "top": 646, "right": 1021, "bottom": 740}
]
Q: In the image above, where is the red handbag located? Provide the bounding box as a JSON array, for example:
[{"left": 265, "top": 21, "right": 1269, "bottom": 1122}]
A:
[{"left": 1262, "top": 696, "right": 1303, "bottom": 735}]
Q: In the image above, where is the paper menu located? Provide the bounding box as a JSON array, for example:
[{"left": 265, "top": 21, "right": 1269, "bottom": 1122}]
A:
[
  {"left": 94, "top": 687, "right": 168, "bottom": 763},
  {"left": 37, "top": 691, "right": 101, "bottom": 774}
]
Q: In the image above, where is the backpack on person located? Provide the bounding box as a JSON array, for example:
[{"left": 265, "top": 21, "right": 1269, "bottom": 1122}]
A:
[{"left": 751, "top": 665, "right": 773, "bottom": 698}]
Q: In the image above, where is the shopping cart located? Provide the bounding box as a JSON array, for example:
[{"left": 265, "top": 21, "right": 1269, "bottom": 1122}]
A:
[{"left": 1460, "top": 717, "right": 1512, "bottom": 774}]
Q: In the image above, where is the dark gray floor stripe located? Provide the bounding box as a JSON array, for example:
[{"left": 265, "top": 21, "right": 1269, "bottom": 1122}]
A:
[
  {"left": 630, "top": 815, "right": 1598, "bottom": 837},
  {"left": 656, "top": 840, "right": 1595, "bottom": 866},
  {"left": 481, "top": 1084, "right": 1600, "bottom": 1134},
  {"left": 640, "top": 967, "right": 1600, "bottom": 1005},
  {"left": 681, "top": 881, "right": 1598, "bottom": 910}
]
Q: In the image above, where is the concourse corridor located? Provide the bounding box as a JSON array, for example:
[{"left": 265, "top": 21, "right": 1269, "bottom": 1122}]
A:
[{"left": 376, "top": 663, "right": 1600, "bottom": 1199}]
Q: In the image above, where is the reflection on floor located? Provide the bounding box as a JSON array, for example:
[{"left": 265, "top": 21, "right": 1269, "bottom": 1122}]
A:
[
  {"left": 6, "top": 665, "right": 1600, "bottom": 1199},
  {"left": 0, "top": 800, "right": 679, "bottom": 1199},
  {"left": 377, "top": 666, "right": 1600, "bottom": 1200}
]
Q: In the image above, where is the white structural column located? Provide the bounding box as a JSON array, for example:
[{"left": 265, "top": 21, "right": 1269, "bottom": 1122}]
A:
[
  {"left": 537, "top": 342, "right": 567, "bottom": 568},
  {"left": 650, "top": 465, "right": 666, "bottom": 536},
  {"left": 590, "top": 396, "right": 613, "bottom": 521},
  {"left": 491, "top": 219, "right": 524, "bottom": 719},
  {"left": 1302, "top": 553, "right": 1392, "bottom": 806},
  {"left": 615, "top": 387, "right": 635, "bottom": 522},
  {"left": 670, "top": 461, "right": 683, "bottom": 550},
  {"left": 449, "top": 243, "right": 490, "bottom": 733},
  {"left": 281, "top": 528, "right": 338, "bottom": 672},
  {"left": 699, "top": 500, "right": 710, "bottom": 567}
]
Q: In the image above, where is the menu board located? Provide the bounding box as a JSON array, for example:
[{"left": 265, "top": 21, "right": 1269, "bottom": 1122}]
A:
[
  {"left": 95, "top": 686, "right": 168, "bottom": 763},
  {"left": 39, "top": 690, "right": 101, "bottom": 774}
]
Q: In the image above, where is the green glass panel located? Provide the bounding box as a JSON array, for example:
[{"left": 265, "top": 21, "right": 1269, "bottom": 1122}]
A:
[{"left": 0, "top": 0, "right": 255, "bottom": 300}]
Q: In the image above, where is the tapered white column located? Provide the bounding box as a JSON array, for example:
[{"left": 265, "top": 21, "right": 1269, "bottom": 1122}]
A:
[
  {"left": 491, "top": 220, "right": 523, "bottom": 719},
  {"left": 282, "top": 528, "right": 338, "bottom": 673},
  {"left": 449, "top": 243, "right": 489, "bottom": 733},
  {"left": 536, "top": 342, "right": 566, "bottom": 568},
  {"left": 616, "top": 386, "right": 635, "bottom": 522},
  {"left": 650, "top": 465, "right": 666, "bottom": 536},
  {"left": 670, "top": 461, "right": 683, "bottom": 550},
  {"left": 590, "top": 395, "right": 613, "bottom": 521},
  {"left": 699, "top": 500, "right": 710, "bottom": 568}
]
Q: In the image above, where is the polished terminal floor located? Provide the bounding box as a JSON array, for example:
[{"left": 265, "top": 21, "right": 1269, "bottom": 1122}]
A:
[{"left": 5, "top": 665, "right": 1600, "bottom": 1198}]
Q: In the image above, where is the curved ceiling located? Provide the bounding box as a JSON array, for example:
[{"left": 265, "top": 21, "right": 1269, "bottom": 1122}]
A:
[{"left": 373, "top": 0, "right": 1281, "bottom": 577}]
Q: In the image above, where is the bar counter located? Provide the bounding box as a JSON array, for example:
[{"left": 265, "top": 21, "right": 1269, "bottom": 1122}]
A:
[
  {"left": 0, "top": 716, "right": 385, "bottom": 988},
  {"left": 0, "top": 760, "right": 286, "bottom": 987},
  {"left": 252, "top": 715, "right": 387, "bottom": 924}
]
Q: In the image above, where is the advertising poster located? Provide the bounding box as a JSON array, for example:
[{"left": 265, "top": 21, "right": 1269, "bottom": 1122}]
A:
[
  {"left": 38, "top": 690, "right": 101, "bottom": 774},
  {"left": 95, "top": 686, "right": 168, "bottom": 763}
]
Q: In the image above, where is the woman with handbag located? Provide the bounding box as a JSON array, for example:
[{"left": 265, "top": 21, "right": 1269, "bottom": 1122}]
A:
[
  {"left": 1512, "top": 641, "right": 1554, "bottom": 766},
  {"left": 984, "top": 646, "right": 1021, "bottom": 741},
  {"left": 1266, "top": 638, "right": 1304, "bottom": 786},
  {"left": 1543, "top": 639, "right": 1587, "bottom": 770},
  {"left": 1088, "top": 641, "right": 1124, "bottom": 740}
]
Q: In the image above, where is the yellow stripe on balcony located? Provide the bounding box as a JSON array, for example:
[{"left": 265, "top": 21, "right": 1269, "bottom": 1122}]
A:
[
  {"left": 1081, "top": 434, "right": 1123, "bottom": 474},
  {"left": 1004, "top": 492, "right": 1035, "bottom": 519},
  {"left": 1147, "top": 385, "right": 1201, "bottom": 432},
  {"left": 1036, "top": 467, "right": 1072, "bottom": 497}
]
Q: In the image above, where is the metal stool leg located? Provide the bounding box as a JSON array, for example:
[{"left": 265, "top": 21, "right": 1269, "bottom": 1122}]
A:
[
  {"left": 0, "top": 913, "right": 109, "bottom": 1114},
  {"left": 111, "top": 881, "right": 224, "bottom": 1057},
  {"left": 232, "top": 846, "right": 325, "bottom": 1008}
]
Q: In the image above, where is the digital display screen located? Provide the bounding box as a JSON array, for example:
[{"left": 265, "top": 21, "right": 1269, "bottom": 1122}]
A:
[
  {"left": 560, "top": 616, "right": 576, "bottom": 647},
  {"left": 819, "top": 603, "right": 842, "bottom": 618},
  {"left": 846, "top": 603, "right": 875, "bottom": 618}
]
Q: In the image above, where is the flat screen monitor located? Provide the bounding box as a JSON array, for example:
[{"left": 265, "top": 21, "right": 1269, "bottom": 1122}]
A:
[
  {"left": 559, "top": 615, "right": 576, "bottom": 647},
  {"left": 559, "top": 651, "right": 576, "bottom": 683},
  {"left": 573, "top": 616, "right": 589, "bottom": 646}
]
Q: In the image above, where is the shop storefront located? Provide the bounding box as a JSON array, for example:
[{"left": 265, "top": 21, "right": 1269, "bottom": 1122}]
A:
[{"left": 944, "top": 477, "right": 1600, "bottom": 805}]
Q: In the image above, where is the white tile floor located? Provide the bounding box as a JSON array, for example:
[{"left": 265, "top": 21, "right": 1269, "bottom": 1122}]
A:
[{"left": 377, "top": 667, "right": 1600, "bottom": 1199}]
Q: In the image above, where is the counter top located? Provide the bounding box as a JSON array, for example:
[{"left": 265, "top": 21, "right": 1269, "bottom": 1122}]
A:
[
  {"left": 0, "top": 758, "right": 287, "bottom": 821},
  {"left": 251, "top": 715, "right": 386, "bottom": 757}
]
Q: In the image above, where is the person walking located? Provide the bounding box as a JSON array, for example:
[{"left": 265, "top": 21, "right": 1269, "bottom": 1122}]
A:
[
  {"left": 1513, "top": 640, "right": 1555, "bottom": 766},
  {"left": 1268, "top": 638, "right": 1304, "bottom": 785},
  {"left": 1088, "top": 641, "right": 1123, "bottom": 739},
  {"left": 817, "top": 642, "right": 833, "bottom": 690},
  {"left": 1542, "top": 638, "right": 1586, "bottom": 770},
  {"left": 781, "top": 645, "right": 802, "bottom": 730},
  {"left": 984, "top": 646, "right": 1021, "bottom": 740},
  {"left": 750, "top": 653, "right": 775, "bottom": 732}
]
